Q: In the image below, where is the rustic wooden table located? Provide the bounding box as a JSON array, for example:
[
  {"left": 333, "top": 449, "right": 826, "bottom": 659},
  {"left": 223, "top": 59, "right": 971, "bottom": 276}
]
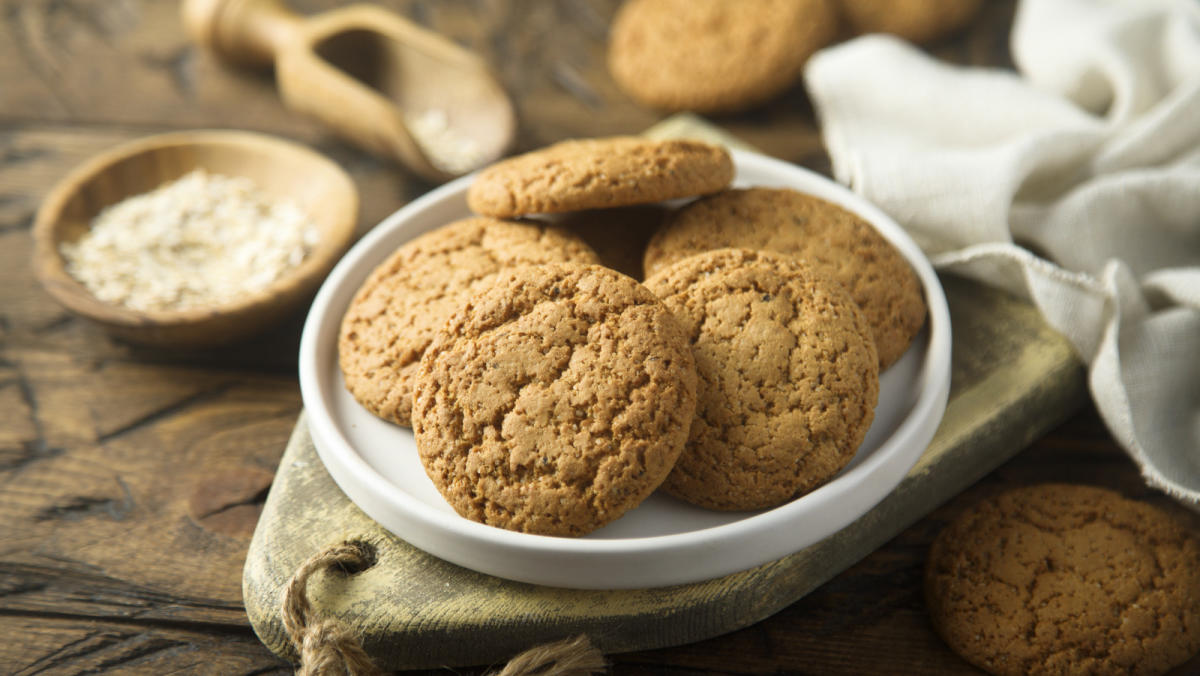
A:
[{"left": 2, "top": 1, "right": 1196, "bottom": 674}]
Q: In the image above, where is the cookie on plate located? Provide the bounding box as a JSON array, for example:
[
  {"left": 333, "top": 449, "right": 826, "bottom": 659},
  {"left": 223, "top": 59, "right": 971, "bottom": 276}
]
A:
[
  {"left": 338, "top": 217, "right": 599, "bottom": 427},
  {"left": 838, "top": 0, "right": 982, "bottom": 45},
  {"left": 608, "top": 0, "right": 839, "bottom": 112},
  {"left": 644, "top": 248, "right": 878, "bottom": 511},
  {"left": 644, "top": 188, "right": 925, "bottom": 368},
  {"left": 926, "top": 484, "right": 1200, "bottom": 676},
  {"left": 466, "top": 137, "right": 732, "bottom": 218},
  {"left": 412, "top": 263, "right": 698, "bottom": 537}
]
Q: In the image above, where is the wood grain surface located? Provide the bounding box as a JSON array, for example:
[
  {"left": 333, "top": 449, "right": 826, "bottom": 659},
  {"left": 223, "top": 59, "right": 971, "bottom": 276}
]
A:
[{"left": 3, "top": 1, "right": 1197, "bottom": 674}]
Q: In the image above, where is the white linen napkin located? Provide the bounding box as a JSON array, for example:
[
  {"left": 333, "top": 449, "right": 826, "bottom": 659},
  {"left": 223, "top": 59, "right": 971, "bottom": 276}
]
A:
[{"left": 804, "top": 0, "right": 1200, "bottom": 503}]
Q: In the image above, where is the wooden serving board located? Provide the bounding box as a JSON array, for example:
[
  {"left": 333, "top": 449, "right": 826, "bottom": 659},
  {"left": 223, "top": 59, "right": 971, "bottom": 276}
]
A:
[{"left": 242, "top": 118, "right": 1088, "bottom": 670}]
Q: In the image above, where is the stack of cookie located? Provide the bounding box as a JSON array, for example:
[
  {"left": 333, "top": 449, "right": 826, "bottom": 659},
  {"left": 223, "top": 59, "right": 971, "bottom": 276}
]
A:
[
  {"left": 607, "top": 0, "right": 983, "bottom": 113},
  {"left": 338, "top": 136, "right": 926, "bottom": 536}
]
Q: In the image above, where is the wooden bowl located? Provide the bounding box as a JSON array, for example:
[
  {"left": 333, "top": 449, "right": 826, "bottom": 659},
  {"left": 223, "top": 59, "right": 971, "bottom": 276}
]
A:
[{"left": 32, "top": 130, "right": 358, "bottom": 348}]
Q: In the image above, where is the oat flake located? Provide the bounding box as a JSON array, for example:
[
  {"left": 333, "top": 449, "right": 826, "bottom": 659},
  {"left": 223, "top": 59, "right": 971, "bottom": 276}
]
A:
[{"left": 61, "top": 169, "right": 320, "bottom": 313}]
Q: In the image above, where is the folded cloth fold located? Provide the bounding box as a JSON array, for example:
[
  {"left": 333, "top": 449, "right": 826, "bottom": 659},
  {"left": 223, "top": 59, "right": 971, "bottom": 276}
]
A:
[{"left": 805, "top": 0, "right": 1200, "bottom": 504}]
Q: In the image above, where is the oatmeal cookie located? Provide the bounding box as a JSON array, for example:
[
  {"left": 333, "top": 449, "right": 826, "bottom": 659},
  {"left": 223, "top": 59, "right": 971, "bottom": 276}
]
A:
[
  {"left": 466, "top": 137, "right": 732, "bottom": 218},
  {"left": 926, "top": 484, "right": 1200, "bottom": 676},
  {"left": 338, "top": 217, "right": 598, "bottom": 426},
  {"left": 608, "top": 0, "right": 839, "bottom": 112},
  {"left": 644, "top": 188, "right": 925, "bottom": 368},
  {"left": 412, "top": 263, "right": 697, "bottom": 536},
  {"left": 644, "top": 248, "right": 878, "bottom": 511}
]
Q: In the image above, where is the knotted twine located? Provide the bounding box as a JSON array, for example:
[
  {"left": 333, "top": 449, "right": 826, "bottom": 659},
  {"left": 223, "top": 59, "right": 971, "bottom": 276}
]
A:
[{"left": 280, "top": 540, "right": 607, "bottom": 675}]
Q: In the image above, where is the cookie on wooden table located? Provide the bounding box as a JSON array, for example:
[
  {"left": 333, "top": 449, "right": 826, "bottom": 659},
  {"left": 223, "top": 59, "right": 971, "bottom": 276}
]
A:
[
  {"left": 644, "top": 248, "right": 878, "bottom": 511},
  {"left": 338, "top": 217, "right": 599, "bottom": 427},
  {"left": 466, "top": 137, "right": 732, "bottom": 218},
  {"left": 644, "top": 188, "right": 925, "bottom": 369},
  {"left": 926, "top": 483, "right": 1200, "bottom": 676},
  {"left": 412, "top": 263, "right": 698, "bottom": 537},
  {"left": 607, "top": 0, "right": 839, "bottom": 113},
  {"left": 838, "top": 0, "right": 982, "bottom": 44}
]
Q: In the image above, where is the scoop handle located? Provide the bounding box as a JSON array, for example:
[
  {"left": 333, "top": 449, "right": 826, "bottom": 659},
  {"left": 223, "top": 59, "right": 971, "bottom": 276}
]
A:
[{"left": 182, "top": 0, "right": 304, "bottom": 66}]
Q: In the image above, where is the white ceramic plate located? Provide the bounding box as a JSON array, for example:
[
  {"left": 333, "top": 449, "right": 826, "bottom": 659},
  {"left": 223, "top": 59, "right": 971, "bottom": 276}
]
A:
[{"left": 299, "top": 149, "right": 952, "bottom": 590}]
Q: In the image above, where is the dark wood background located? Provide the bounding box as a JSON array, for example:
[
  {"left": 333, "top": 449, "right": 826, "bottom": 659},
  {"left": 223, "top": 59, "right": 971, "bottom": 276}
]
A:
[{"left": 2, "top": 1, "right": 1195, "bottom": 673}]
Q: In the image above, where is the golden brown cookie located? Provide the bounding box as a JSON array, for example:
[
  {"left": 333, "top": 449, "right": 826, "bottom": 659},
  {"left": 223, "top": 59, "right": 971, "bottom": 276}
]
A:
[
  {"left": 608, "top": 0, "right": 839, "bottom": 113},
  {"left": 412, "top": 263, "right": 698, "bottom": 537},
  {"left": 644, "top": 188, "right": 925, "bottom": 369},
  {"left": 644, "top": 248, "right": 878, "bottom": 511},
  {"left": 838, "top": 0, "right": 982, "bottom": 45},
  {"left": 543, "top": 204, "right": 669, "bottom": 280},
  {"left": 466, "top": 137, "right": 733, "bottom": 218},
  {"left": 926, "top": 484, "right": 1200, "bottom": 676},
  {"left": 338, "top": 217, "right": 599, "bottom": 427}
]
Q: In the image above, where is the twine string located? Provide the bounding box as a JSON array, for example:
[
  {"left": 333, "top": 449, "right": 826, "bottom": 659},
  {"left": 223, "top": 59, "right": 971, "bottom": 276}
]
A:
[
  {"left": 489, "top": 634, "right": 607, "bottom": 676},
  {"left": 281, "top": 541, "right": 383, "bottom": 676},
  {"left": 281, "top": 540, "right": 607, "bottom": 676}
]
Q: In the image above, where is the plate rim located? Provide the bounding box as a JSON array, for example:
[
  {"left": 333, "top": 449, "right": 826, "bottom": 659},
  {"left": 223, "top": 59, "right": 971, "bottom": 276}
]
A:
[{"left": 298, "top": 148, "right": 952, "bottom": 588}]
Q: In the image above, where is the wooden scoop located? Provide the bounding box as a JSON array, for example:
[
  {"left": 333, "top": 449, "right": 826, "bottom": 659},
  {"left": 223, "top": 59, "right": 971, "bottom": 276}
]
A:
[{"left": 183, "top": 0, "right": 516, "bottom": 182}]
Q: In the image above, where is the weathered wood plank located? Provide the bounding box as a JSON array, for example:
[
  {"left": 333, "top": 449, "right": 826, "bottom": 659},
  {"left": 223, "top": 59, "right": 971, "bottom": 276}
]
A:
[
  {"left": 0, "top": 615, "right": 289, "bottom": 675},
  {"left": 0, "top": 359, "right": 300, "bottom": 626},
  {"left": 0, "top": 0, "right": 310, "bottom": 136}
]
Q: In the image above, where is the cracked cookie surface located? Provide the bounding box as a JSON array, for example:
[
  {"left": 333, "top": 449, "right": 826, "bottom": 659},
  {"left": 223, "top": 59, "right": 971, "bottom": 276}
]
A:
[
  {"left": 466, "top": 137, "right": 732, "bottom": 218},
  {"left": 412, "top": 263, "right": 697, "bottom": 537},
  {"left": 925, "top": 483, "right": 1200, "bottom": 676},
  {"left": 338, "top": 217, "right": 598, "bottom": 427},
  {"left": 644, "top": 248, "right": 878, "bottom": 511},
  {"left": 644, "top": 187, "right": 926, "bottom": 368},
  {"left": 608, "top": 0, "right": 838, "bottom": 112}
]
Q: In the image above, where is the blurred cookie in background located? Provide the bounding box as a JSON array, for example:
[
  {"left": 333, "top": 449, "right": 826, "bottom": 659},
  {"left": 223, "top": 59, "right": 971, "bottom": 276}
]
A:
[
  {"left": 607, "top": 0, "right": 839, "bottom": 113},
  {"left": 838, "top": 0, "right": 983, "bottom": 44}
]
